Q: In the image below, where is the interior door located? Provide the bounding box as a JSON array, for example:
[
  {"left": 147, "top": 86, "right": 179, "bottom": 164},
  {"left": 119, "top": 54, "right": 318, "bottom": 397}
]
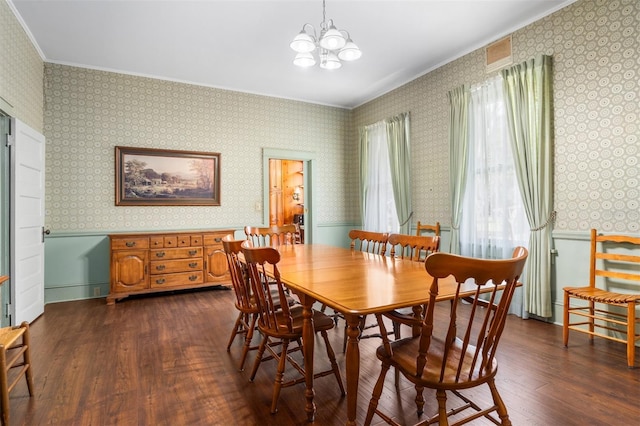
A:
[{"left": 10, "top": 118, "right": 45, "bottom": 324}]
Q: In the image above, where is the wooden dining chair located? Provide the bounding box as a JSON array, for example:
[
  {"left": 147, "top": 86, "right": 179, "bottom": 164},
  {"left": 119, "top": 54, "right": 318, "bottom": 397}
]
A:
[
  {"left": 365, "top": 247, "right": 528, "bottom": 426},
  {"left": 416, "top": 221, "right": 440, "bottom": 237},
  {"left": 385, "top": 233, "right": 441, "bottom": 339},
  {"left": 349, "top": 229, "right": 389, "bottom": 255},
  {"left": 241, "top": 242, "right": 345, "bottom": 414},
  {"left": 563, "top": 229, "right": 640, "bottom": 368},
  {"left": 222, "top": 235, "right": 260, "bottom": 371},
  {"left": 339, "top": 230, "right": 392, "bottom": 350},
  {"left": 244, "top": 225, "right": 299, "bottom": 247},
  {"left": 0, "top": 321, "right": 34, "bottom": 426}
]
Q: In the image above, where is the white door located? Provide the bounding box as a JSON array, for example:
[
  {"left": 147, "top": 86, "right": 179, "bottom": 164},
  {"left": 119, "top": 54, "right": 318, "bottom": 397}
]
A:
[{"left": 10, "top": 118, "right": 45, "bottom": 324}]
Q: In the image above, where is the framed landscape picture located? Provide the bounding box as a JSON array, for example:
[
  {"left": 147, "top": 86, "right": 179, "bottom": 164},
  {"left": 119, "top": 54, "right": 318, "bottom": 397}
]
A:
[{"left": 115, "top": 146, "right": 221, "bottom": 206}]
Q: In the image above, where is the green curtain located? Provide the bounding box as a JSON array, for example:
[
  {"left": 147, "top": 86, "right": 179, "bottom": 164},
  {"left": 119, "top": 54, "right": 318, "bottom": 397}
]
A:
[
  {"left": 357, "top": 126, "right": 369, "bottom": 225},
  {"left": 386, "top": 112, "right": 413, "bottom": 235},
  {"left": 501, "top": 54, "right": 554, "bottom": 318},
  {"left": 447, "top": 85, "right": 470, "bottom": 254}
]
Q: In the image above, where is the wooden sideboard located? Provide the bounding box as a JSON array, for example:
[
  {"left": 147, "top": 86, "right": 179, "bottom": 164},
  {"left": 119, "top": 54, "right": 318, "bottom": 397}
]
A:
[{"left": 107, "top": 229, "right": 234, "bottom": 304}]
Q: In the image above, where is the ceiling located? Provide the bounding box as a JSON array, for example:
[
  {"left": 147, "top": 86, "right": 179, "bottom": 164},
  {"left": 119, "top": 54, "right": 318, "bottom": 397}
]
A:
[{"left": 9, "top": 0, "right": 575, "bottom": 109}]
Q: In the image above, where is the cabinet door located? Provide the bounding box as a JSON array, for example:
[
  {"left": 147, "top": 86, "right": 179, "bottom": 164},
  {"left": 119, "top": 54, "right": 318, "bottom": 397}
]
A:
[
  {"left": 111, "top": 250, "right": 148, "bottom": 292},
  {"left": 205, "top": 246, "right": 229, "bottom": 282}
]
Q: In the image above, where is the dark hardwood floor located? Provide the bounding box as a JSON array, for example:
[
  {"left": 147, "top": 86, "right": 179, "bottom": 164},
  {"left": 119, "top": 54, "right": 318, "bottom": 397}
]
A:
[{"left": 8, "top": 287, "right": 640, "bottom": 425}]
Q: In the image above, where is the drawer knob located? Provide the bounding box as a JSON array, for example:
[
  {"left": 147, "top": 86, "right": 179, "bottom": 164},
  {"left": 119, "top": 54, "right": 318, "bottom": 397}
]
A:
[
  {"left": 125, "top": 241, "right": 136, "bottom": 247},
  {"left": 156, "top": 265, "right": 165, "bottom": 271},
  {"left": 189, "top": 275, "right": 198, "bottom": 281},
  {"left": 156, "top": 251, "right": 165, "bottom": 258},
  {"left": 189, "top": 250, "right": 198, "bottom": 256},
  {"left": 215, "top": 237, "right": 222, "bottom": 242},
  {"left": 189, "top": 262, "right": 198, "bottom": 268},
  {"left": 156, "top": 278, "right": 166, "bottom": 285}
]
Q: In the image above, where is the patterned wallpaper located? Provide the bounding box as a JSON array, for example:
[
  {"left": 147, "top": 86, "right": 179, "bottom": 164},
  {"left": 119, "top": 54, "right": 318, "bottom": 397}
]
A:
[
  {"left": 6, "top": 0, "right": 639, "bottom": 235},
  {"left": 353, "top": 0, "right": 639, "bottom": 234},
  {"left": 0, "top": 0, "right": 43, "bottom": 130},
  {"left": 43, "top": 65, "right": 354, "bottom": 232}
]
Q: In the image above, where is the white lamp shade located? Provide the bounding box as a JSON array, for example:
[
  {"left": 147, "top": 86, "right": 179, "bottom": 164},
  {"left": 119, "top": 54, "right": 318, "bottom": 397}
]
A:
[
  {"left": 320, "top": 51, "right": 342, "bottom": 70},
  {"left": 290, "top": 31, "right": 316, "bottom": 53},
  {"left": 338, "top": 40, "right": 362, "bottom": 61},
  {"left": 293, "top": 52, "right": 317, "bottom": 67},
  {"left": 319, "top": 26, "right": 346, "bottom": 50}
]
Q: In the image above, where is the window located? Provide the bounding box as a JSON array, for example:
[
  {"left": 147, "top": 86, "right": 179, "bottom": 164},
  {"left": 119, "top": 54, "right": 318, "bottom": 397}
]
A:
[
  {"left": 460, "top": 75, "right": 528, "bottom": 259},
  {"left": 362, "top": 121, "right": 399, "bottom": 233}
]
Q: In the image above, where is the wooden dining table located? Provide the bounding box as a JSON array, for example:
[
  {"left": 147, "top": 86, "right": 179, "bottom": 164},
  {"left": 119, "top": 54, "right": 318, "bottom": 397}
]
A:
[{"left": 270, "top": 243, "right": 498, "bottom": 426}]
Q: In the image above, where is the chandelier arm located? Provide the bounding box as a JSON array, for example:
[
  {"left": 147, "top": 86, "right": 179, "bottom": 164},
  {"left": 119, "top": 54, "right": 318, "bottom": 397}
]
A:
[{"left": 302, "top": 23, "right": 317, "bottom": 39}]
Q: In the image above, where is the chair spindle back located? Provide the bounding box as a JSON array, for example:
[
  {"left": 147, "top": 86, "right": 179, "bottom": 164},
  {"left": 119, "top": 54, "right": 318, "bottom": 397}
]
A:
[
  {"left": 241, "top": 241, "right": 294, "bottom": 334},
  {"left": 244, "top": 225, "right": 298, "bottom": 247},
  {"left": 388, "top": 233, "right": 440, "bottom": 262},
  {"left": 382, "top": 247, "right": 527, "bottom": 383},
  {"left": 348, "top": 230, "right": 389, "bottom": 255}
]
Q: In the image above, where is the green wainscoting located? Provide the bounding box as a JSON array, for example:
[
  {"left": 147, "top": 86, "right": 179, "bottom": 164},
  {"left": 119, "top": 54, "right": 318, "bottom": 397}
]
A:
[{"left": 44, "top": 233, "right": 111, "bottom": 303}]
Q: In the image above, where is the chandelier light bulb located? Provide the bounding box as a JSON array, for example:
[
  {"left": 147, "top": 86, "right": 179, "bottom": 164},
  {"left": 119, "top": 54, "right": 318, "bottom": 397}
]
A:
[
  {"left": 290, "top": 29, "right": 316, "bottom": 53},
  {"left": 320, "top": 51, "right": 342, "bottom": 70},
  {"left": 338, "top": 39, "right": 362, "bottom": 61},
  {"left": 294, "top": 52, "right": 317, "bottom": 67},
  {"left": 319, "top": 25, "right": 346, "bottom": 50}
]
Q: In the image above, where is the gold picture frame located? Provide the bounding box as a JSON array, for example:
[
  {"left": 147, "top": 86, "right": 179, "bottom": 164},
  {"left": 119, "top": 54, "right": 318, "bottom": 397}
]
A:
[{"left": 115, "top": 146, "right": 221, "bottom": 206}]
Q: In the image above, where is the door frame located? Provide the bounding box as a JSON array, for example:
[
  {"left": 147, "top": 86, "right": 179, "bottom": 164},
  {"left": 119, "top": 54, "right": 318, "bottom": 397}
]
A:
[
  {"left": 262, "top": 148, "right": 315, "bottom": 243},
  {"left": 0, "top": 114, "right": 10, "bottom": 327}
]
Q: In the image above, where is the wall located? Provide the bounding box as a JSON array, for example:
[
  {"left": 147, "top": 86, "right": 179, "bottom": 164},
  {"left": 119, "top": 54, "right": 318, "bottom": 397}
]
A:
[
  {"left": 42, "top": 64, "right": 358, "bottom": 301},
  {"left": 353, "top": 0, "right": 639, "bottom": 323},
  {"left": 354, "top": 0, "right": 638, "bottom": 235},
  {"left": 3, "top": 0, "right": 638, "bottom": 315},
  {"left": 0, "top": 0, "right": 43, "bottom": 131}
]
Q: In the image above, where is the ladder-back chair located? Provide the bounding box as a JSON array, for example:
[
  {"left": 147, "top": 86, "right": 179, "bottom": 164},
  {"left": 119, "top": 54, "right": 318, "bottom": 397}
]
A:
[
  {"left": 241, "top": 242, "right": 345, "bottom": 414},
  {"left": 416, "top": 221, "right": 441, "bottom": 237},
  {"left": 563, "top": 229, "right": 640, "bottom": 367},
  {"left": 365, "top": 247, "right": 528, "bottom": 426},
  {"left": 0, "top": 321, "right": 34, "bottom": 426}
]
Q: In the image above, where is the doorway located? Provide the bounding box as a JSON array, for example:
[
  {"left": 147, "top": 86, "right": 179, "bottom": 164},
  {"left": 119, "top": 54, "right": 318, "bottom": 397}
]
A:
[
  {"left": 262, "top": 149, "right": 314, "bottom": 243},
  {"left": 268, "top": 159, "right": 304, "bottom": 235}
]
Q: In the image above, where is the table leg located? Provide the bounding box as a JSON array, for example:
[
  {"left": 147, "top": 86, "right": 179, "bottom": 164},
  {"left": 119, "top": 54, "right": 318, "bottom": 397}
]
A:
[
  {"left": 344, "top": 313, "right": 361, "bottom": 426},
  {"left": 299, "top": 294, "right": 316, "bottom": 422}
]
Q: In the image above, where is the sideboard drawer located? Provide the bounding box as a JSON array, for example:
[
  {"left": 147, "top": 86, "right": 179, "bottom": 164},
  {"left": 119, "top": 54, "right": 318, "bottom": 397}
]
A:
[
  {"left": 111, "top": 237, "right": 149, "bottom": 250},
  {"left": 150, "top": 271, "right": 204, "bottom": 288},
  {"left": 150, "top": 247, "right": 203, "bottom": 260},
  {"left": 150, "top": 258, "right": 203, "bottom": 274},
  {"left": 203, "top": 233, "right": 227, "bottom": 246}
]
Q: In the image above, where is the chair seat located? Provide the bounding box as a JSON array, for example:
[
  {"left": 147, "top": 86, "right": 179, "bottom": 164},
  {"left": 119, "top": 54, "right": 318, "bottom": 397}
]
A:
[
  {"left": 0, "top": 322, "right": 34, "bottom": 426},
  {"left": 260, "top": 307, "right": 335, "bottom": 339},
  {"left": 384, "top": 307, "right": 421, "bottom": 324},
  {"left": 376, "top": 336, "right": 498, "bottom": 389},
  {"left": 564, "top": 286, "right": 640, "bottom": 304},
  {"left": 0, "top": 327, "right": 25, "bottom": 347}
]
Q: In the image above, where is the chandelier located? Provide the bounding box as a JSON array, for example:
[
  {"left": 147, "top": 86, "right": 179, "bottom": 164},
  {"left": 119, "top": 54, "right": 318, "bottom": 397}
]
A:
[{"left": 289, "top": 0, "right": 362, "bottom": 70}]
